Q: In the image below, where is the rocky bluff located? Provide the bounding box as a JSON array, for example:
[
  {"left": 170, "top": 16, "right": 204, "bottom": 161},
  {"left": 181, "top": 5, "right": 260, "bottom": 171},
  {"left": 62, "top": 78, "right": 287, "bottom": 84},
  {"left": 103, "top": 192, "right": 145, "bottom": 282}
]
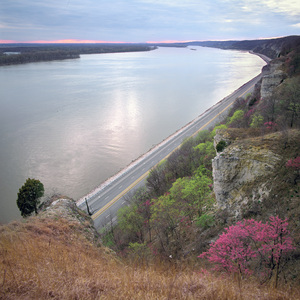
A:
[
  {"left": 213, "top": 129, "right": 282, "bottom": 217},
  {"left": 211, "top": 53, "right": 299, "bottom": 219}
]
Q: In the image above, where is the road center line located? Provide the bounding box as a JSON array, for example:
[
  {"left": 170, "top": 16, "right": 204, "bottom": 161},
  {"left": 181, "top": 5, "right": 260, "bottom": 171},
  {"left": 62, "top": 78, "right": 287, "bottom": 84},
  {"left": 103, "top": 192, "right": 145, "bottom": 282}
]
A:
[{"left": 92, "top": 170, "right": 150, "bottom": 220}]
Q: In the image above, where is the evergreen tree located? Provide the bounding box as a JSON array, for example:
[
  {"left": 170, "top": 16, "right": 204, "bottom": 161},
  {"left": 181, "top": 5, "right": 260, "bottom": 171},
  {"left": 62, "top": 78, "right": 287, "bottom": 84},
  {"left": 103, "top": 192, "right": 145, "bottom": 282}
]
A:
[{"left": 16, "top": 178, "right": 44, "bottom": 217}]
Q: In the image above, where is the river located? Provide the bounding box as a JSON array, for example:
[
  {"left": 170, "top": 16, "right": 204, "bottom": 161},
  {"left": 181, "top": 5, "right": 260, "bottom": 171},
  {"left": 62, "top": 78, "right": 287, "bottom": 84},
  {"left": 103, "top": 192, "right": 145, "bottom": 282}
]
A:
[{"left": 0, "top": 46, "right": 266, "bottom": 223}]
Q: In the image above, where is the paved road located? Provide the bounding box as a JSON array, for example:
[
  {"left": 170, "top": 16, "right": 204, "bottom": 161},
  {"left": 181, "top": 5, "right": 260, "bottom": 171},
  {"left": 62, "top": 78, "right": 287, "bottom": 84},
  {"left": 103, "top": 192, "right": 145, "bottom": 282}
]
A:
[{"left": 77, "top": 70, "right": 268, "bottom": 230}]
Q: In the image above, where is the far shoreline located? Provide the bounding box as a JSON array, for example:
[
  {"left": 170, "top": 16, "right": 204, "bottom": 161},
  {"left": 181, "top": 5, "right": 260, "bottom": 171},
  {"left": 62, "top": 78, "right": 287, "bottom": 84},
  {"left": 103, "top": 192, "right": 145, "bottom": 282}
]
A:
[{"left": 0, "top": 44, "right": 156, "bottom": 66}]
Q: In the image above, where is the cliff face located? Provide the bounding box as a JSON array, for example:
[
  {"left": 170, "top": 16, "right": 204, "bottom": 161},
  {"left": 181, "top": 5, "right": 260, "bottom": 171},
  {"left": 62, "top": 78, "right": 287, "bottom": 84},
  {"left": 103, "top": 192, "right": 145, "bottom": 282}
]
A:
[
  {"left": 212, "top": 52, "right": 299, "bottom": 218},
  {"left": 211, "top": 46, "right": 300, "bottom": 218},
  {"left": 212, "top": 129, "right": 281, "bottom": 217},
  {"left": 260, "top": 59, "right": 287, "bottom": 99}
]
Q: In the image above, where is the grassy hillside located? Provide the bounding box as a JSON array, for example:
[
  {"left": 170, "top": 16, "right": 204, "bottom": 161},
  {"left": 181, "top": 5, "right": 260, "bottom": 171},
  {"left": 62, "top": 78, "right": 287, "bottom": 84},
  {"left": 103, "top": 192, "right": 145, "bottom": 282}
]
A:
[{"left": 1, "top": 215, "right": 299, "bottom": 299}]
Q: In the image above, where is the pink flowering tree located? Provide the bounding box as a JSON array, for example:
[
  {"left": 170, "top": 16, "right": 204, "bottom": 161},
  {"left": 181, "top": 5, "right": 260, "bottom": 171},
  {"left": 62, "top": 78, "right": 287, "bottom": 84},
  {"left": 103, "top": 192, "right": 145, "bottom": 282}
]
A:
[
  {"left": 286, "top": 156, "right": 300, "bottom": 184},
  {"left": 199, "top": 216, "right": 295, "bottom": 287},
  {"left": 286, "top": 156, "right": 300, "bottom": 169},
  {"left": 264, "top": 121, "right": 278, "bottom": 130}
]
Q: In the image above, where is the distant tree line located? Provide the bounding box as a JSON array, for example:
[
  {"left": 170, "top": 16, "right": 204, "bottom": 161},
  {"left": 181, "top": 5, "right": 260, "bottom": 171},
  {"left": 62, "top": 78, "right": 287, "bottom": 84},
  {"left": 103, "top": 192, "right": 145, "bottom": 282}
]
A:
[
  {"left": 0, "top": 44, "right": 156, "bottom": 66},
  {"left": 68, "top": 44, "right": 156, "bottom": 54},
  {"left": 0, "top": 50, "right": 80, "bottom": 66},
  {"left": 183, "top": 35, "right": 300, "bottom": 59}
]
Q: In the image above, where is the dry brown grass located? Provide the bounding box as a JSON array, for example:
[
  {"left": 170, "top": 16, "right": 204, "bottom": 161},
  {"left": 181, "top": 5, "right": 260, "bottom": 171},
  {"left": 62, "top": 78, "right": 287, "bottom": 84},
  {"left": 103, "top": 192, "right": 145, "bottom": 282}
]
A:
[{"left": 1, "top": 218, "right": 299, "bottom": 300}]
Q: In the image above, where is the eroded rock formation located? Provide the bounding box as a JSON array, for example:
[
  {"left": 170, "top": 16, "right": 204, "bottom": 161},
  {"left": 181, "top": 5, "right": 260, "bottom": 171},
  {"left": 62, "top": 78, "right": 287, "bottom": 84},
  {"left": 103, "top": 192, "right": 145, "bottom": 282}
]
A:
[
  {"left": 39, "top": 196, "right": 100, "bottom": 244},
  {"left": 260, "top": 59, "right": 287, "bottom": 99},
  {"left": 212, "top": 129, "right": 281, "bottom": 217}
]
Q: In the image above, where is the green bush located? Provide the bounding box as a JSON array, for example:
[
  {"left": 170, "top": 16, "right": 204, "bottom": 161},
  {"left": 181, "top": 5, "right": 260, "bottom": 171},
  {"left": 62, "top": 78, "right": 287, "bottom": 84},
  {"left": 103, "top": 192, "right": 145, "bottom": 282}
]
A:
[
  {"left": 228, "top": 110, "right": 244, "bottom": 125},
  {"left": 195, "top": 214, "right": 215, "bottom": 229},
  {"left": 211, "top": 124, "right": 228, "bottom": 137},
  {"left": 250, "top": 114, "right": 264, "bottom": 128},
  {"left": 216, "top": 140, "right": 227, "bottom": 152}
]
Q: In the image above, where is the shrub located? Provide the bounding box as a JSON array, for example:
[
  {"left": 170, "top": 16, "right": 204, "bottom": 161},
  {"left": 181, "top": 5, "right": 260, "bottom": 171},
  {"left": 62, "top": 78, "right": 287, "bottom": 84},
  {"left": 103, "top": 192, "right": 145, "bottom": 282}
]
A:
[
  {"left": 195, "top": 214, "right": 215, "bottom": 229},
  {"left": 195, "top": 129, "right": 210, "bottom": 144},
  {"left": 286, "top": 156, "right": 300, "bottom": 184},
  {"left": 216, "top": 140, "right": 227, "bottom": 152},
  {"left": 211, "top": 124, "right": 228, "bottom": 137},
  {"left": 228, "top": 110, "right": 244, "bottom": 125},
  {"left": 199, "top": 216, "right": 295, "bottom": 287},
  {"left": 264, "top": 121, "right": 278, "bottom": 130},
  {"left": 250, "top": 114, "right": 264, "bottom": 128},
  {"left": 286, "top": 156, "right": 300, "bottom": 169},
  {"left": 248, "top": 97, "right": 258, "bottom": 107}
]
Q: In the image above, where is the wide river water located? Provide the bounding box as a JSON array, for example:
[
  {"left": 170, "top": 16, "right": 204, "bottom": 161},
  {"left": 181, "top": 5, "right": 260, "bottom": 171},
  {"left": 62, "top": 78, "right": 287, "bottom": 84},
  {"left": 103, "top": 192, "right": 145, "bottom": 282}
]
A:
[{"left": 0, "top": 46, "right": 266, "bottom": 223}]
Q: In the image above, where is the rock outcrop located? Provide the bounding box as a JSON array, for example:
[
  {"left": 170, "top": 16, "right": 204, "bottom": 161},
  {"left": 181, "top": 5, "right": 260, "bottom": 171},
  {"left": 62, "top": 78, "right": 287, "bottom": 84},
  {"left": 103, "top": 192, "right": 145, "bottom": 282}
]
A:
[
  {"left": 38, "top": 196, "right": 100, "bottom": 244},
  {"left": 212, "top": 129, "right": 282, "bottom": 217},
  {"left": 260, "top": 59, "right": 287, "bottom": 99}
]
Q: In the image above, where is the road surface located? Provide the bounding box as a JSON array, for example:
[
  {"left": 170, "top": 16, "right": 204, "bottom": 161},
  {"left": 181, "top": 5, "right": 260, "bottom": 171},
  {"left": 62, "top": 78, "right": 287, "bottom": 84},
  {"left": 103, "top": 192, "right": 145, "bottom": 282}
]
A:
[{"left": 77, "top": 63, "right": 270, "bottom": 230}]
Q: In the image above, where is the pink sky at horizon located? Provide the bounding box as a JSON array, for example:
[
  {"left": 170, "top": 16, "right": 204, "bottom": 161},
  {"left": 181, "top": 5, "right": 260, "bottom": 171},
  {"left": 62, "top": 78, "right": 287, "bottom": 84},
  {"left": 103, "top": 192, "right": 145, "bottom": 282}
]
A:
[
  {"left": 0, "top": 37, "right": 283, "bottom": 45},
  {"left": 0, "top": 39, "right": 131, "bottom": 44},
  {"left": 0, "top": 39, "right": 199, "bottom": 44}
]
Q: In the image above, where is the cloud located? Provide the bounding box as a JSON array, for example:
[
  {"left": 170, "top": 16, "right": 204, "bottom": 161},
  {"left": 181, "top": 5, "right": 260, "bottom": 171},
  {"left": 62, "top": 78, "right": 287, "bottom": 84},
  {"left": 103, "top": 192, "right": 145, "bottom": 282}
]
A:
[
  {"left": 0, "top": 23, "right": 16, "bottom": 29},
  {"left": 0, "top": 0, "right": 299, "bottom": 42},
  {"left": 263, "top": 0, "right": 300, "bottom": 16},
  {"left": 235, "top": 0, "right": 300, "bottom": 17}
]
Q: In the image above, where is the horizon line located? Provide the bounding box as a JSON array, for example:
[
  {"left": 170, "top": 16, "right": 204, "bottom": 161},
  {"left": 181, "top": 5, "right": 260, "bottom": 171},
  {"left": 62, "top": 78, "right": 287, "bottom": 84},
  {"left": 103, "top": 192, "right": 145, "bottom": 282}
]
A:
[
  {"left": 0, "top": 36, "right": 291, "bottom": 44},
  {"left": 0, "top": 39, "right": 198, "bottom": 44}
]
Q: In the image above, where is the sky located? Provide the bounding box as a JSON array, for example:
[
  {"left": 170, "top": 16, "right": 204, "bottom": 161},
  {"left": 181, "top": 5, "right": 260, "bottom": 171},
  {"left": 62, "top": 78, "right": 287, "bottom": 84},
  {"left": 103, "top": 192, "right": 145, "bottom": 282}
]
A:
[{"left": 0, "top": 0, "right": 299, "bottom": 43}]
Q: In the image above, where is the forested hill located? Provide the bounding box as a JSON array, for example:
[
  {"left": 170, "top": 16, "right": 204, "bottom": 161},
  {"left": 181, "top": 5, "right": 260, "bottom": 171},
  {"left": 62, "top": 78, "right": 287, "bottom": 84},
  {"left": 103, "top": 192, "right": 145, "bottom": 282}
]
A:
[
  {"left": 150, "top": 35, "right": 300, "bottom": 59},
  {"left": 0, "top": 43, "right": 156, "bottom": 66},
  {"left": 190, "top": 35, "right": 300, "bottom": 59}
]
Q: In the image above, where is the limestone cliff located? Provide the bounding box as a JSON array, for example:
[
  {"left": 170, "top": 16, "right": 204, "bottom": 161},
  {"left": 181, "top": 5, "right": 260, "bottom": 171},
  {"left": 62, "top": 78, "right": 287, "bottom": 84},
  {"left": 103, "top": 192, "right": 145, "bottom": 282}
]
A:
[
  {"left": 211, "top": 46, "right": 300, "bottom": 219},
  {"left": 212, "top": 127, "right": 300, "bottom": 219},
  {"left": 212, "top": 129, "right": 281, "bottom": 217},
  {"left": 260, "top": 58, "right": 287, "bottom": 99}
]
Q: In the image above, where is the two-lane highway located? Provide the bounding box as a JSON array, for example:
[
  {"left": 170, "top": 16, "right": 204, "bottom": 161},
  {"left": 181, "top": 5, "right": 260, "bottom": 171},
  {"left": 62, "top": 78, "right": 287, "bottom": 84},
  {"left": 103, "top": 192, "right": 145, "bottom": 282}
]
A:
[{"left": 77, "top": 71, "right": 267, "bottom": 230}]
